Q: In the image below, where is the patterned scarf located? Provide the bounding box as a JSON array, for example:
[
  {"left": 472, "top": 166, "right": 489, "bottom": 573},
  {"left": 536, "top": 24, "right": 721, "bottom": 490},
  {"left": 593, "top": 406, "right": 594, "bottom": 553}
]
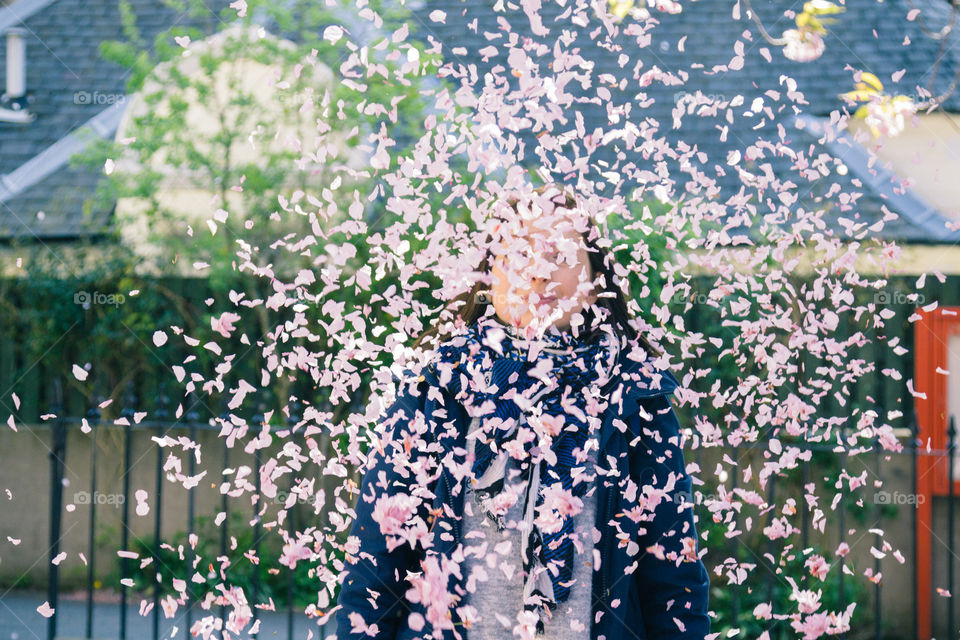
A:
[{"left": 433, "top": 314, "right": 619, "bottom": 634}]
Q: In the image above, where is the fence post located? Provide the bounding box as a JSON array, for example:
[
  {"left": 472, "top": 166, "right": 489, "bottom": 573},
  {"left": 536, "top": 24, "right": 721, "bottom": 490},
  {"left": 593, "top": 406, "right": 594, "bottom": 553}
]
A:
[
  {"left": 219, "top": 396, "right": 231, "bottom": 629},
  {"left": 252, "top": 399, "right": 265, "bottom": 640},
  {"left": 185, "top": 392, "right": 200, "bottom": 640},
  {"left": 120, "top": 384, "right": 136, "bottom": 640},
  {"left": 762, "top": 427, "right": 777, "bottom": 635},
  {"left": 949, "top": 415, "right": 956, "bottom": 639},
  {"left": 47, "top": 379, "right": 66, "bottom": 640},
  {"left": 911, "top": 408, "right": 922, "bottom": 640},
  {"left": 839, "top": 421, "right": 847, "bottom": 620},
  {"left": 873, "top": 424, "right": 882, "bottom": 640},
  {"left": 730, "top": 440, "right": 740, "bottom": 626},
  {"left": 286, "top": 400, "right": 301, "bottom": 640},
  {"left": 85, "top": 394, "right": 103, "bottom": 640},
  {"left": 153, "top": 384, "right": 170, "bottom": 640}
]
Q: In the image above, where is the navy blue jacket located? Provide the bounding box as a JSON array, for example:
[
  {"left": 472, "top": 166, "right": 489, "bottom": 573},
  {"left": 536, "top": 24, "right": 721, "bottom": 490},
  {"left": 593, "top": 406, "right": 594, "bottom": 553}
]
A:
[{"left": 333, "top": 355, "right": 711, "bottom": 640}]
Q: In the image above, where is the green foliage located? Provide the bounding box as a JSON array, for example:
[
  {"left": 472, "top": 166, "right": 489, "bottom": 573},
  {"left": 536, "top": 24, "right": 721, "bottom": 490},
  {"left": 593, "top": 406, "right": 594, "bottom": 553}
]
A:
[
  {"left": 696, "top": 479, "right": 870, "bottom": 639},
  {"left": 128, "top": 510, "right": 333, "bottom": 609},
  {"left": 0, "top": 247, "right": 290, "bottom": 423},
  {"left": 69, "top": 0, "right": 440, "bottom": 285},
  {"left": 35, "top": 0, "right": 449, "bottom": 419}
]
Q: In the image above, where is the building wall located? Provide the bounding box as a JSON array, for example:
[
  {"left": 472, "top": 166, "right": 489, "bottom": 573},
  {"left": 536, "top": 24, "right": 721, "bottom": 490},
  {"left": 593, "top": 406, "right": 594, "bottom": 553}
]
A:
[{"left": 848, "top": 113, "right": 960, "bottom": 227}]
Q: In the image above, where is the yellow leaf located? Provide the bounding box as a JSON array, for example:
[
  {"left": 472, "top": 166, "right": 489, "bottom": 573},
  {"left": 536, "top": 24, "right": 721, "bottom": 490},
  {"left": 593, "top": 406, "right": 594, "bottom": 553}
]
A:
[
  {"left": 839, "top": 89, "right": 875, "bottom": 102},
  {"left": 609, "top": 0, "right": 633, "bottom": 20},
  {"left": 859, "top": 72, "right": 884, "bottom": 92},
  {"left": 795, "top": 13, "right": 829, "bottom": 33}
]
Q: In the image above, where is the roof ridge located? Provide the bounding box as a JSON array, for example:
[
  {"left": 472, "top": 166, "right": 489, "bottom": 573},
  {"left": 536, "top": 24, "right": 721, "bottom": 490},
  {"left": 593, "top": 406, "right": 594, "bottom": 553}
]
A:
[{"left": 0, "top": 101, "right": 125, "bottom": 204}]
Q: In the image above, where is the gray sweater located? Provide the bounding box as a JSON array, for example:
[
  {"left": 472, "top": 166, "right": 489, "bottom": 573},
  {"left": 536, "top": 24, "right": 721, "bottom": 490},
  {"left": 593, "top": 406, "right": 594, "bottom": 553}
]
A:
[{"left": 458, "top": 444, "right": 599, "bottom": 639}]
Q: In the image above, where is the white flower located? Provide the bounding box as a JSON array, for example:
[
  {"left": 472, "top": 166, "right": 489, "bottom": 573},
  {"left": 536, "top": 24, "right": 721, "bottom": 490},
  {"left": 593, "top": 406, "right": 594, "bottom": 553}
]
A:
[
  {"left": 863, "top": 96, "right": 917, "bottom": 137},
  {"left": 648, "top": 0, "right": 682, "bottom": 14},
  {"left": 782, "top": 28, "right": 825, "bottom": 62}
]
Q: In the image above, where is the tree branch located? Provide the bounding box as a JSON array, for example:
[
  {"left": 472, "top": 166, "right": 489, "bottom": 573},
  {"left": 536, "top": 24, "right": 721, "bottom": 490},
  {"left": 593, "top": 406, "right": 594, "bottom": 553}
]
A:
[
  {"left": 903, "top": 0, "right": 956, "bottom": 41},
  {"left": 741, "top": 0, "right": 788, "bottom": 46}
]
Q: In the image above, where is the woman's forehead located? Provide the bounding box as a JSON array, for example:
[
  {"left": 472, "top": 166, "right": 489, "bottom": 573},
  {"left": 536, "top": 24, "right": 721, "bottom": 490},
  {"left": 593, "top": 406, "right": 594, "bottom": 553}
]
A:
[{"left": 497, "top": 213, "right": 583, "bottom": 246}]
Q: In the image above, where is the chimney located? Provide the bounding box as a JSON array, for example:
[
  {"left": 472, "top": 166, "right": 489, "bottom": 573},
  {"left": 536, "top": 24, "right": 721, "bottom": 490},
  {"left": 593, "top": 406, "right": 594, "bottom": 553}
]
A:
[
  {"left": 5, "top": 27, "right": 27, "bottom": 99},
  {"left": 1, "top": 27, "right": 35, "bottom": 123}
]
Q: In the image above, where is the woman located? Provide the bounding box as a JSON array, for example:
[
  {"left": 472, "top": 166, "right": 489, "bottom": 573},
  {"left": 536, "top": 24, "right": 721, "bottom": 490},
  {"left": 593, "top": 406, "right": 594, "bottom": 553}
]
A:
[{"left": 332, "top": 184, "right": 711, "bottom": 640}]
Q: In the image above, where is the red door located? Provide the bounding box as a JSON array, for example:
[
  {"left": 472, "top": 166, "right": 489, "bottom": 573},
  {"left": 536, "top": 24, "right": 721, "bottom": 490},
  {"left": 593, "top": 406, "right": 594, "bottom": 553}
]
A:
[{"left": 914, "top": 304, "right": 960, "bottom": 639}]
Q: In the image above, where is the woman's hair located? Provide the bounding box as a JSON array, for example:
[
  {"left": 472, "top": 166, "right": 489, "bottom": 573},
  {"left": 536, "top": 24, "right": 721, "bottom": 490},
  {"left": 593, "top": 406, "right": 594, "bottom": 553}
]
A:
[{"left": 412, "top": 183, "right": 663, "bottom": 358}]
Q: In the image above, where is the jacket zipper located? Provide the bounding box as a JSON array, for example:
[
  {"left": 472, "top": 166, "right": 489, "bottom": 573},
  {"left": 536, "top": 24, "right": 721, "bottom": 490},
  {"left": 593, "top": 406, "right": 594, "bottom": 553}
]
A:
[
  {"left": 600, "top": 483, "right": 612, "bottom": 600},
  {"left": 452, "top": 470, "right": 462, "bottom": 543}
]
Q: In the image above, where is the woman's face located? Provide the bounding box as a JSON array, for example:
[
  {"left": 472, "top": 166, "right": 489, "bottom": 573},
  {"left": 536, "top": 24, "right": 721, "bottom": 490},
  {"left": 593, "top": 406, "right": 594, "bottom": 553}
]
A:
[{"left": 488, "top": 212, "right": 599, "bottom": 333}]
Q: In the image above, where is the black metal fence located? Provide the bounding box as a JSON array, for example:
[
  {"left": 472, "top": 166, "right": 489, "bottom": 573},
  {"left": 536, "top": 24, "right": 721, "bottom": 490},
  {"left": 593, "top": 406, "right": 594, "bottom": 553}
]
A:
[
  {"left": 690, "top": 410, "right": 960, "bottom": 640},
  {"left": 40, "top": 377, "right": 338, "bottom": 640},
  {"left": 21, "top": 383, "right": 960, "bottom": 640}
]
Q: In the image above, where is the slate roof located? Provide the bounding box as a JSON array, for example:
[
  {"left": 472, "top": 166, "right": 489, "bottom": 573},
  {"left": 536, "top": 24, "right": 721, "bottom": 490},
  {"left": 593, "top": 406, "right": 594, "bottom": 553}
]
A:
[
  {"left": 1, "top": 0, "right": 959, "bottom": 243},
  {"left": 407, "top": 0, "right": 960, "bottom": 243},
  {"left": 0, "top": 0, "right": 231, "bottom": 240}
]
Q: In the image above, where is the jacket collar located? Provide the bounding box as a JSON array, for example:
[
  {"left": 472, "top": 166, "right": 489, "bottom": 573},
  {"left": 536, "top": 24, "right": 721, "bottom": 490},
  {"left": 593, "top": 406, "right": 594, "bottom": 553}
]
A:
[
  {"left": 596, "top": 355, "right": 680, "bottom": 454},
  {"left": 602, "top": 353, "right": 680, "bottom": 413},
  {"left": 409, "top": 335, "right": 680, "bottom": 403},
  {"left": 410, "top": 326, "right": 679, "bottom": 399},
  {"left": 404, "top": 346, "right": 680, "bottom": 454}
]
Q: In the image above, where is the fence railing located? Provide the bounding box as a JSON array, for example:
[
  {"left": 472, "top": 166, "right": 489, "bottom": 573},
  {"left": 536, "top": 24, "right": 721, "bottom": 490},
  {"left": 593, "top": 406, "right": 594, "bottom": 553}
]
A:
[
  {"left": 682, "top": 408, "right": 952, "bottom": 640},
  {"left": 17, "top": 379, "right": 960, "bottom": 640},
  {"left": 39, "top": 378, "right": 337, "bottom": 640}
]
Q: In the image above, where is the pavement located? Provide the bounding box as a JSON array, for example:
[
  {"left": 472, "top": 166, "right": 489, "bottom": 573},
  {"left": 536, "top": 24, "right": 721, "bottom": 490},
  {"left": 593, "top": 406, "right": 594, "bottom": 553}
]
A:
[{"left": 0, "top": 591, "right": 338, "bottom": 640}]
